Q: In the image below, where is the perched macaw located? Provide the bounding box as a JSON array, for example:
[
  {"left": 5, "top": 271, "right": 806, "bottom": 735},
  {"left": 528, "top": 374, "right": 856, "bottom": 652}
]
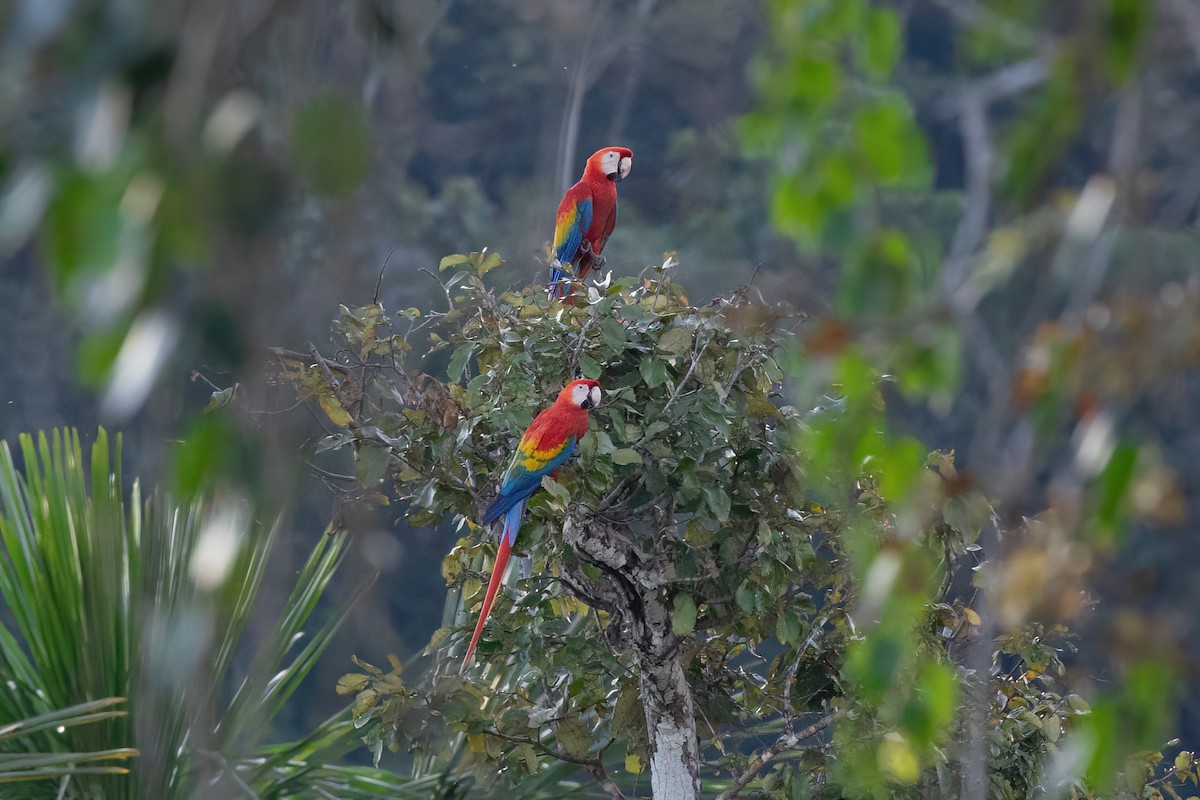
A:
[
  {"left": 549, "top": 146, "right": 633, "bottom": 299},
  {"left": 464, "top": 379, "right": 603, "bottom": 663}
]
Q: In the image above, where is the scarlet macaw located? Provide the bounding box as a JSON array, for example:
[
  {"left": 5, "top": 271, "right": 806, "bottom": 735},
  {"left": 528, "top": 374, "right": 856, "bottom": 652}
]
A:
[
  {"left": 464, "top": 379, "right": 603, "bottom": 663},
  {"left": 549, "top": 146, "right": 633, "bottom": 299}
]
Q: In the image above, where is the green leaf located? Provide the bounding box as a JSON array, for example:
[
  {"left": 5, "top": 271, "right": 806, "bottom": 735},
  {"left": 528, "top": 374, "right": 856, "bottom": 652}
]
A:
[
  {"left": 336, "top": 673, "right": 370, "bottom": 696},
  {"left": 447, "top": 344, "right": 473, "bottom": 381},
  {"left": 555, "top": 716, "right": 593, "bottom": 759},
  {"left": 611, "top": 448, "right": 642, "bottom": 466},
  {"left": 204, "top": 386, "right": 236, "bottom": 413},
  {"left": 291, "top": 91, "right": 372, "bottom": 197},
  {"left": 541, "top": 475, "right": 570, "bottom": 506},
  {"left": 1096, "top": 443, "right": 1137, "bottom": 533},
  {"left": 42, "top": 169, "right": 125, "bottom": 286},
  {"left": 352, "top": 688, "right": 379, "bottom": 721},
  {"left": 640, "top": 357, "right": 668, "bottom": 388},
  {"left": 790, "top": 53, "right": 840, "bottom": 110},
  {"left": 736, "top": 582, "right": 756, "bottom": 614},
  {"left": 704, "top": 486, "right": 731, "bottom": 523},
  {"left": 858, "top": 8, "right": 902, "bottom": 78},
  {"left": 355, "top": 444, "right": 389, "bottom": 487},
  {"left": 0, "top": 429, "right": 361, "bottom": 797},
  {"left": 578, "top": 353, "right": 602, "bottom": 380},
  {"left": 671, "top": 594, "right": 698, "bottom": 636},
  {"left": 854, "top": 100, "right": 916, "bottom": 184},
  {"left": 601, "top": 318, "right": 627, "bottom": 354},
  {"left": 439, "top": 254, "right": 470, "bottom": 271},
  {"left": 477, "top": 250, "right": 504, "bottom": 275},
  {"left": 657, "top": 326, "right": 693, "bottom": 356},
  {"left": 775, "top": 612, "right": 801, "bottom": 645}
]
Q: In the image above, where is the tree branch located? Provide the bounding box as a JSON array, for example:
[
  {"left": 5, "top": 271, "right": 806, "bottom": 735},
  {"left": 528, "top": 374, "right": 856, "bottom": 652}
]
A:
[
  {"left": 1167, "top": 0, "right": 1200, "bottom": 68},
  {"left": 662, "top": 337, "right": 709, "bottom": 413},
  {"left": 485, "top": 730, "right": 627, "bottom": 800},
  {"left": 267, "top": 346, "right": 350, "bottom": 374},
  {"left": 714, "top": 710, "right": 844, "bottom": 800}
]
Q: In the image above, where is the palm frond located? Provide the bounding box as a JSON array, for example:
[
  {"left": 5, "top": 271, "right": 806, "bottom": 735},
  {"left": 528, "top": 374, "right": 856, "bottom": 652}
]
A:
[
  {"left": 0, "top": 698, "right": 137, "bottom": 784},
  {"left": 0, "top": 428, "right": 379, "bottom": 798}
]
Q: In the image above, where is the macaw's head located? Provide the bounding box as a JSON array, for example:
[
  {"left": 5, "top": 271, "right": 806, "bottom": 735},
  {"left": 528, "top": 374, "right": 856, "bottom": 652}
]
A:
[
  {"left": 561, "top": 378, "right": 602, "bottom": 410},
  {"left": 588, "top": 147, "right": 633, "bottom": 182}
]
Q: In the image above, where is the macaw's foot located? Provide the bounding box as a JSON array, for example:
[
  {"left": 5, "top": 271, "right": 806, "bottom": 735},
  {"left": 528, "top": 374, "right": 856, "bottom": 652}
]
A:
[{"left": 590, "top": 253, "right": 606, "bottom": 270}]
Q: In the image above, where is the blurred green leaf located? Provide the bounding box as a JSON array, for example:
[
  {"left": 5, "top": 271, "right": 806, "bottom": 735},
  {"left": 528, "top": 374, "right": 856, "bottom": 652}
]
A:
[
  {"left": 610, "top": 448, "right": 641, "bottom": 466},
  {"left": 671, "top": 594, "right": 698, "bottom": 636},
  {"left": 857, "top": 8, "right": 902, "bottom": 78},
  {"left": 291, "top": 92, "right": 373, "bottom": 197}
]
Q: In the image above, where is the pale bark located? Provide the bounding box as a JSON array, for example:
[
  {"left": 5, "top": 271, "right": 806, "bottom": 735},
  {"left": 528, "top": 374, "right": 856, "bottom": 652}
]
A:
[
  {"left": 561, "top": 514, "right": 702, "bottom": 800},
  {"left": 640, "top": 649, "right": 701, "bottom": 800}
]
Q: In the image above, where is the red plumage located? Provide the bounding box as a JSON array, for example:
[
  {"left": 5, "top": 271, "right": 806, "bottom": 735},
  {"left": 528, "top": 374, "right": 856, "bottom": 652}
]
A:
[
  {"left": 463, "top": 379, "right": 601, "bottom": 665},
  {"left": 550, "top": 147, "right": 633, "bottom": 299},
  {"left": 525, "top": 383, "right": 593, "bottom": 450}
]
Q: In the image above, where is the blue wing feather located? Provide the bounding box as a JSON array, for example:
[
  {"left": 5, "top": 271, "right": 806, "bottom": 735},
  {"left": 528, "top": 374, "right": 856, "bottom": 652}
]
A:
[
  {"left": 550, "top": 198, "right": 593, "bottom": 292},
  {"left": 482, "top": 437, "right": 577, "bottom": 525}
]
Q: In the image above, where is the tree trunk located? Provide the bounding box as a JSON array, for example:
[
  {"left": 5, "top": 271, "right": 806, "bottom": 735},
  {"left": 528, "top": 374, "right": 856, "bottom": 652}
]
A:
[
  {"left": 561, "top": 514, "right": 703, "bottom": 799},
  {"left": 639, "top": 647, "right": 702, "bottom": 800}
]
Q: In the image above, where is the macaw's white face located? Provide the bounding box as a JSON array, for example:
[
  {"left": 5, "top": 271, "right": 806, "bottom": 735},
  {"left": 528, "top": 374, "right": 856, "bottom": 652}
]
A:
[
  {"left": 601, "top": 150, "right": 632, "bottom": 181},
  {"left": 571, "top": 382, "right": 602, "bottom": 409}
]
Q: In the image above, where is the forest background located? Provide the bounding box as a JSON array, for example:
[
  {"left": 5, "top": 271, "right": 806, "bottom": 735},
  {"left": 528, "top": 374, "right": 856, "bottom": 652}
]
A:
[{"left": 2, "top": 0, "right": 1200, "bottom": 797}]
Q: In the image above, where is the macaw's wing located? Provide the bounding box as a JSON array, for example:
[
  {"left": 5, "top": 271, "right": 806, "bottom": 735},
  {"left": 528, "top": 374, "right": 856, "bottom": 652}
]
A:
[
  {"left": 504, "top": 432, "right": 576, "bottom": 491},
  {"left": 489, "top": 429, "right": 578, "bottom": 510},
  {"left": 552, "top": 194, "right": 593, "bottom": 269}
]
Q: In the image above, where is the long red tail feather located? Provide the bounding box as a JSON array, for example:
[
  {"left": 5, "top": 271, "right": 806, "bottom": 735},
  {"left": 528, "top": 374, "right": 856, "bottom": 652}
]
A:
[{"left": 464, "top": 530, "right": 514, "bottom": 664}]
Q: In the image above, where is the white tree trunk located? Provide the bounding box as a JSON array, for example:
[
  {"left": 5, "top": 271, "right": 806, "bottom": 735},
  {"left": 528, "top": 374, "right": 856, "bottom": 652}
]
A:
[
  {"left": 561, "top": 515, "right": 703, "bottom": 799},
  {"left": 640, "top": 649, "right": 701, "bottom": 800}
]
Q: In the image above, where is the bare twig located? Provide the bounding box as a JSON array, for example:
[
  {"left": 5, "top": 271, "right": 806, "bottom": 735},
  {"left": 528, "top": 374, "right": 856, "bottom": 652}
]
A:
[
  {"left": 372, "top": 246, "right": 396, "bottom": 306},
  {"left": 947, "top": 90, "right": 991, "bottom": 267},
  {"left": 309, "top": 344, "right": 344, "bottom": 388},
  {"left": 267, "top": 346, "right": 351, "bottom": 374},
  {"left": 595, "top": 474, "right": 638, "bottom": 512},
  {"left": 420, "top": 268, "right": 455, "bottom": 310},
  {"left": 715, "top": 711, "right": 844, "bottom": 800},
  {"left": 663, "top": 337, "right": 710, "bottom": 413},
  {"left": 307, "top": 462, "right": 356, "bottom": 483},
  {"left": 780, "top": 614, "right": 830, "bottom": 727},
  {"left": 568, "top": 312, "right": 602, "bottom": 376},
  {"left": 485, "top": 729, "right": 627, "bottom": 800}
]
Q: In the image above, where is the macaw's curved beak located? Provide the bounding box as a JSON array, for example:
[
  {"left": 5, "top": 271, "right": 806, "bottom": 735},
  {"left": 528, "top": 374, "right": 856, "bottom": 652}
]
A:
[
  {"left": 608, "top": 157, "right": 632, "bottom": 182},
  {"left": 581, "top": 396, "right": 595, "bottom": 410}
]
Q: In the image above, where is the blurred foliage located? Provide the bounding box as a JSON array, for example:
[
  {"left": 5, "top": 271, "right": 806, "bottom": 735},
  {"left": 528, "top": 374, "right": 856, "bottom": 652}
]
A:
[
  {"left": 741, "top": 0, "right": 1200, "bottom": 797},
  {"left": 0, "top": 699, "right": 136, "bottom": 786},
  {"left": 0, "top": 428, "right": 438, "bottom": 799}
]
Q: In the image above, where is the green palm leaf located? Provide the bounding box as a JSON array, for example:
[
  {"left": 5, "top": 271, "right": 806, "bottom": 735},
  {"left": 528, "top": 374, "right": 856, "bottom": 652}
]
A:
[
  {"left": 0, "top": 429, "right": 365, "bottom": 798},
  {"left": 0, "top": 698, "right": 137, "bottom": 785}
]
